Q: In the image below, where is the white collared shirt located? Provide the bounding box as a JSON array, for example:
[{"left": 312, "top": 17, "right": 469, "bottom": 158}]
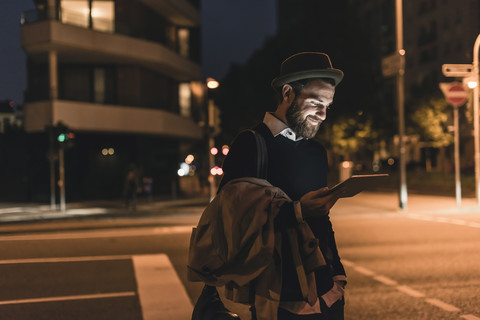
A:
[{"left": 263, "top": 112, "right": 304, "bottom": 142}]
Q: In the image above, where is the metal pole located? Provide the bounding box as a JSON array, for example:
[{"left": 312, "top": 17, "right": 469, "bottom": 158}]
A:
[
  {"left": 59, "top": 147, "right": 66, "bottom": 212},
  {"left": 50, "top": 154, "right": 56, "bottom": 210},
  {"left": 208, "top": 99, "right": 216, "bottom": 201},
  {"left": 396, "top": 0, "right": 407, "bottom": 209},
  {"left": 453, "top": 106, "right": 461, "bottom": 206},
  {"left": 48, "top": 127, "right": 56, "bottom": 210},
  {"left": 473, "top": 34, "right": 480, "bottom": 204}
]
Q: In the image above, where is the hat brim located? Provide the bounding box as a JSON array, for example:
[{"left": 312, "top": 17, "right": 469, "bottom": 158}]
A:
[{"left": 271, "top": 68, "right": 344, "bottom": 89}]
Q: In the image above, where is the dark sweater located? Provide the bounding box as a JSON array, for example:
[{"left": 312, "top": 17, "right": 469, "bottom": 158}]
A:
[{"left": 218, "top": 123, "right": 345, "bottom": 300}]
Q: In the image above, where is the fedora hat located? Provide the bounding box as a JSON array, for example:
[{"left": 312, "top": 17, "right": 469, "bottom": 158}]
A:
[{"left": 271, "top": 52, "right": 344, "bottom": 89}]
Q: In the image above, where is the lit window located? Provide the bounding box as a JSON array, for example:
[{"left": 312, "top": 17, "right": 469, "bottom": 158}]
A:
[
  {"left": 178, "top": 28, "right": 190, "bottom": 58},
  {"left": 60, "top": 0, "right": 114, "bottom": 32},
  {"left": 61, "top": 0, "right": 89, "bottom": 28},
  {"left": 179, "top": 83, "right": 192, "bottom": 117},
  {"left": 92, "top": 0, "right": 115, "bottom": 32}
]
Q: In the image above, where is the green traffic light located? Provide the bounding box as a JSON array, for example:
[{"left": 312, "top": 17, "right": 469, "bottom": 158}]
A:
[{"left": 57, "top": 133, "right": 66, "bottom": 142}]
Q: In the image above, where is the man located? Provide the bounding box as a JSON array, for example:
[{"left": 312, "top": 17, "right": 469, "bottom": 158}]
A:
[{"left": 192, "top": 52, "right": 347, "bottom": 320}]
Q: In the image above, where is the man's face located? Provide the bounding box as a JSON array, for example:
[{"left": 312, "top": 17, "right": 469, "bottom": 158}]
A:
[{"left": 285, "top": 79, "right": 335, "bottom": 139}]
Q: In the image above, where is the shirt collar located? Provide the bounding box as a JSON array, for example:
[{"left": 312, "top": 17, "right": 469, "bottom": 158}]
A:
[{"left": 263, "top": 112, "right": 303, "bottom": 142}]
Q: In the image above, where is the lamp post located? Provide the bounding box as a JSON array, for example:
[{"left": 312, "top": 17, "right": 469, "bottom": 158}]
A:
[
  {"left": 473, "top": 34, "right": 480, "bottom": 204},
  {"left": 395, "top": 0, "right": 408, "bottom": 209},
  {"left": 206, "top": 78, "right": 219, "bottom": 201}
]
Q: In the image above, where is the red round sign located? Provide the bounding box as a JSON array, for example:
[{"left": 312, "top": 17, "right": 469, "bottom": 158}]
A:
[{"left": 446, "top": 83, "right": 468, "bottom": 107}]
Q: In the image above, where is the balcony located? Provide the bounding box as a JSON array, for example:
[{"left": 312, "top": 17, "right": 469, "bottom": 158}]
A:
[
  {"left": 24, "top": 100, "right": 203, "bottom": 140},
  {"left": 21, "top": 20, "right": 200, "bottom": 81}
]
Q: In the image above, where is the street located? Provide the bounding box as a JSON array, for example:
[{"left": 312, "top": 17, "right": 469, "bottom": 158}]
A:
[{"left": 0, "top": 192, "right": 479, "bottom": 319}]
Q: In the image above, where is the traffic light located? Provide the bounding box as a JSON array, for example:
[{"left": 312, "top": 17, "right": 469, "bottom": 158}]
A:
[{"left": 55, "top": 123, "right": 75, "bottom": 147}]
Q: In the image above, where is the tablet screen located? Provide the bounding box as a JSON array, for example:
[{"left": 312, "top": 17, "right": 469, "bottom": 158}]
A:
[{"left": 329, "top": 174, "right": 389, "bottom": 198}]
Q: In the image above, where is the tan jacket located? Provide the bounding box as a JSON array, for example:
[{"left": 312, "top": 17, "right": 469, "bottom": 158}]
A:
[{"left": 188, "top": 177, "right": 326, "bottom": 320}]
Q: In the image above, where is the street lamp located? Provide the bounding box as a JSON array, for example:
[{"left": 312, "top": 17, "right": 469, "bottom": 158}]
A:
[
  {"left": 206, "top": 78, "right": 219, "bottom": 89},
  {"left": 466, "top": 77, "right": 478, "bottom": 89},
  {"left": 206, "top": 78, "right": 219, "bottom": 201}
]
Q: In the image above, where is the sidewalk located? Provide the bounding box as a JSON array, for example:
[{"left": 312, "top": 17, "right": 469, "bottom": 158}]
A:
[
  {"left": 0, "top": 195, "right": 210, "bottom": 233},
  {"left": 333, "top": 191, "right": 480, "bottom": 216}
]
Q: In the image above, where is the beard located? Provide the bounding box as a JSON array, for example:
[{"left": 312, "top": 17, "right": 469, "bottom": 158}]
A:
[{"left": 285, "top": 100, "right": 322, "bottom": 139}]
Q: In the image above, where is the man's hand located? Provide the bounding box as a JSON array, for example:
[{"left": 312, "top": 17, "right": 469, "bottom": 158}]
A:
[{"left": 300, "top": 186, "right": 344, "bottom": 218}]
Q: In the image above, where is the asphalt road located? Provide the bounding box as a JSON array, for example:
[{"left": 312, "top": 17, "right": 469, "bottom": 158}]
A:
[{"left": 0, "top": 192, "right": 479, "bottom": 320}]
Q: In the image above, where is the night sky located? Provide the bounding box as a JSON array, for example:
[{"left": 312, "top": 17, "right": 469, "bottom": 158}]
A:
[{"left": 0, "top": 0, "right": 277, "bottom": 106}]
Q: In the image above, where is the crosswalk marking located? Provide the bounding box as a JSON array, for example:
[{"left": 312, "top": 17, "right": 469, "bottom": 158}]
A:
[
  {"left": 133, "top": 254, "right": 192, "bottom": 320},
  {"left": 0, "top": 254, "right": 193, "bottom": 320},
  {"left": 0, "top": 226, "right": 193, "bottom": 241},
  {"left": 0, "top": 292, "right": 136, "bottom": 305}
]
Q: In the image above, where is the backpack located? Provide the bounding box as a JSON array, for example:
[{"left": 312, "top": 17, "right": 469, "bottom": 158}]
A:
[{"left": 187, "top": 129, "right": 268, "bottom": 285}]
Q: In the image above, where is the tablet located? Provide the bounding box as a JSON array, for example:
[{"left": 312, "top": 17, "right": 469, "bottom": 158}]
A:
[{"left": 328, "top": 174, "right": 389, "bottom": 198}]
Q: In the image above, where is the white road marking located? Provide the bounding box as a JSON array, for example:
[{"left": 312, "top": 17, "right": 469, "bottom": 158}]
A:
[
  {"left": 0, "top": 226, "right": 193, "bottom": 241},
  {"left": 0, "top": 255, "right": 132, "bottom": 265},
  {"left": 345, "top": 259, "right": 480, "bottom": 319},
  {"left": 396, "top": 285, "right": 425, "bottom": 298},
  {"left": 460, "top": 314, "right": 480, "bottom": 320},
  {"left": 461, "top": 315, "right": 480, "bottom": 320},
  {"left": 468, "top": 222, "right": 480, "bottom": 228},
  {"left": 133, "top": 254, "right": 192, "bottom": 320},
  {"left": 342, "top": 259, "right": 375, "bottom": 276},
  {"left": 341, "top": 259, "right": 354, "bottom": 267},
  {"left": 426, "top": 298, "right": 460, "bottom": 312},
  {"left": 355, "top": 266, "right": 376, "bottom": 277},
  {"left": 0, "top": 292, "right": 136, "bottom": 305},
  {"left": 406, "top": 214, "right": 480, "bottom": 229},
  {"left": 373, "top": 275, "right": 398, "bottom": 286}
]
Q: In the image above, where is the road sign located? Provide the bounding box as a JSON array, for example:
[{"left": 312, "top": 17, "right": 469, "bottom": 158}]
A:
[
  {"left": 439, "top": 82, "right": 468, "bottom": 107},
  {"left": 442, "top": 64, "right": 473, "bottom": 77}
]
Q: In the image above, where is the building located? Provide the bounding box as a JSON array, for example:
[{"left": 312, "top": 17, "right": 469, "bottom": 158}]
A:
[
  {"left": 403, "top": 0, "right": 480, "bottom": 94},
  {"left": 17, "top": 0, "right": 205, "bottom": 202},
  {"left": 357, "top": 0, "right": 479, "bottom": 96}
]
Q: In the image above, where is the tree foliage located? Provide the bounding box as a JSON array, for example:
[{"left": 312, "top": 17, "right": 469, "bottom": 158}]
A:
[
  {"left": 320, "top": 115, "right": 378, "bottom": 160},
  {"left": 410, "top": 96, "right": 452, "bottom": 148}
]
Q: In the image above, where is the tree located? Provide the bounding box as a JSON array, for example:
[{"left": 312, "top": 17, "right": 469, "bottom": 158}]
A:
[
  {"left": 410, "top": 96, "right": 452, "bottom": 148},
  {"left": 320, "top": 115, "right": 378, "bottom": 163}
]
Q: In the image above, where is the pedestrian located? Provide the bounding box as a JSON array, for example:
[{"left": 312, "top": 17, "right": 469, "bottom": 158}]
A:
[
  {"left": 124, "top": 164, "right": 139, "bottom": 212},
  {"left": 191, "top": 52, "right": 347, "bottom": 320}
]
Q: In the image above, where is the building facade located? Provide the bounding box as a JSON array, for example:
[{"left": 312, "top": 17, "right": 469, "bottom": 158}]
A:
[{"left": 17, "top": 0, "right": 205, "bottom": 201}]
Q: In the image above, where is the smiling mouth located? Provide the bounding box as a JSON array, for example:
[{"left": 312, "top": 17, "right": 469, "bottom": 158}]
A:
[{"left": 306, "top": 115, "right": 322, "bottom": 124}]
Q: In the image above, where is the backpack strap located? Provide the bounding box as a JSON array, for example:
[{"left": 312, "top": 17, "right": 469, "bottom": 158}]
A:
[{"left": 247, "top": 129, "right": 268, "bottom": 179}]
